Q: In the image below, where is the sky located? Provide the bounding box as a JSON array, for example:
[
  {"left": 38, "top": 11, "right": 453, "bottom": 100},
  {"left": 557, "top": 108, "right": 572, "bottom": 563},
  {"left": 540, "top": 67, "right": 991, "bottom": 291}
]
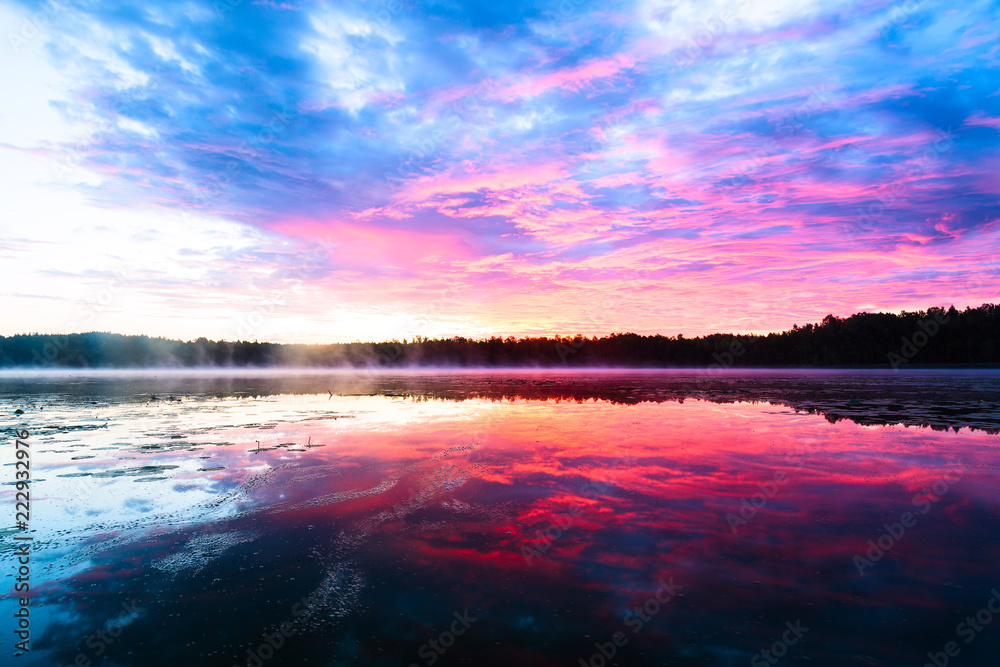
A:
[{"left": 0, "top": 0, "right": 998, "bottom": 344}]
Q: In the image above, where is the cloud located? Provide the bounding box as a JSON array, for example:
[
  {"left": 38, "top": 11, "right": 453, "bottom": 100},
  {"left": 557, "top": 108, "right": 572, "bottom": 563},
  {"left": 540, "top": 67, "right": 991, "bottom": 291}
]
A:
[{"left": 2, "top": 0, "right": 999, "bottom": 340}]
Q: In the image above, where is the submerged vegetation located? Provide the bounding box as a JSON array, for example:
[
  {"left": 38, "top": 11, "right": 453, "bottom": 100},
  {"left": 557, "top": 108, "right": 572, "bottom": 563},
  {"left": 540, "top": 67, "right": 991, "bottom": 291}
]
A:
[{"left": 2, "top": 304, "right": 998, "bottom": 368}]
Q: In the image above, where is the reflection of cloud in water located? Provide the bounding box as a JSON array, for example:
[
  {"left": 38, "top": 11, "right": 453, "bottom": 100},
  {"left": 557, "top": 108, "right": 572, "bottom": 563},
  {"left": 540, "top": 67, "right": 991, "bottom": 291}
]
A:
[
  {"left": 123, "top": 498, "right": 155, "bottom": 512},
  {"left": 4, "top": 373, "right": 1000, "bottom": 666}
]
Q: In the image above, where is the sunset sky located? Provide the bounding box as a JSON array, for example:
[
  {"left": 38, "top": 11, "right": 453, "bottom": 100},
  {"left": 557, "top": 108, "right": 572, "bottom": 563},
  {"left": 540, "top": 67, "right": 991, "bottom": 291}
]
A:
[{"left": 1, "top": 0, "right": 998, "bottom": 343}]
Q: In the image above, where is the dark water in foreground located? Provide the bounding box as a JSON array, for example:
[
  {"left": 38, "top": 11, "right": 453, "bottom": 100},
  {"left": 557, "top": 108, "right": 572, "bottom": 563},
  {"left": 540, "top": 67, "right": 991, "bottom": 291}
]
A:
[{"left": 1, "top": 370, "right": 999, "bottom": 666}]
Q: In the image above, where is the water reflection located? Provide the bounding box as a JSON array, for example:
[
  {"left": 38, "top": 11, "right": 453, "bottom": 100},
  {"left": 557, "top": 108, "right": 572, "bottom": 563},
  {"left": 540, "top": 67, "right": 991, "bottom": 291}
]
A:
[
  {"left": 1, "top": 372, "right": 998, "bottom": 666},
  {"left": 4, "top": 369, "right": 998, "bottom": 432}
]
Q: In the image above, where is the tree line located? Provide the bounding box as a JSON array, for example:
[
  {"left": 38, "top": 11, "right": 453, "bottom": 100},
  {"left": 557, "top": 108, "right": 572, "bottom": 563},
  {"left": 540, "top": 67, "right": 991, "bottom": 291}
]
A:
[{"left": 1, "top": 304, "right": 997, "bottom": 368}]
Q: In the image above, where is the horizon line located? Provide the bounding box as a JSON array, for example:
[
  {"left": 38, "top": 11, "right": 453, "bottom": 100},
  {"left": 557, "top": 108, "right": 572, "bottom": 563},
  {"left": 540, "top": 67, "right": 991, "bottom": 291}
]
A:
[{"left": 2, "top": 302, "right": 987, "bottom": 347}]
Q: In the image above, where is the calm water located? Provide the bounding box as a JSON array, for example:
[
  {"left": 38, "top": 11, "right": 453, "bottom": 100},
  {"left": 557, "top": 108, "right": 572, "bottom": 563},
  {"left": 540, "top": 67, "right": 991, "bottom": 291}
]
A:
[{"left": 2, "top": 370, "right": 999, "bottom": 666}]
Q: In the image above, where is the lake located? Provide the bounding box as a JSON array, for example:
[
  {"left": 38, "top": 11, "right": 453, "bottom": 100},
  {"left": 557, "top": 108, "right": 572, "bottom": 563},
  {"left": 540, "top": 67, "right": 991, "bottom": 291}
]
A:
[{"left": 2, "top": 370, "right": 999, "bottom": 666}]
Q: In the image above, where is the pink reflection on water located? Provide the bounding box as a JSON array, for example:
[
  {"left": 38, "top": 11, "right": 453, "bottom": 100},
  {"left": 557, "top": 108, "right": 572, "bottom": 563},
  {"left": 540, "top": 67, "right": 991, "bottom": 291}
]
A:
[{"left": 24, "top": 389, "right": 1000, "bottom": 665}]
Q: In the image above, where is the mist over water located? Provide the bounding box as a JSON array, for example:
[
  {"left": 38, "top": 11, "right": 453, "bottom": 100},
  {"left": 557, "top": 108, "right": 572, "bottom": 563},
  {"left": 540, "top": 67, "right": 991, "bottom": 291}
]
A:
[{"left": 2, "top": 371, "right": 998, "bottom": 665}]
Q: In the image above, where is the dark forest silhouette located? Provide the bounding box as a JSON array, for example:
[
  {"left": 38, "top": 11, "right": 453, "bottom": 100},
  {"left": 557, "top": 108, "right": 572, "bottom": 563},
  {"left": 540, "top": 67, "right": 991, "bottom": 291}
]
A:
[{"left": 2, "top": 304, "right": 998, "bottom": 368}]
